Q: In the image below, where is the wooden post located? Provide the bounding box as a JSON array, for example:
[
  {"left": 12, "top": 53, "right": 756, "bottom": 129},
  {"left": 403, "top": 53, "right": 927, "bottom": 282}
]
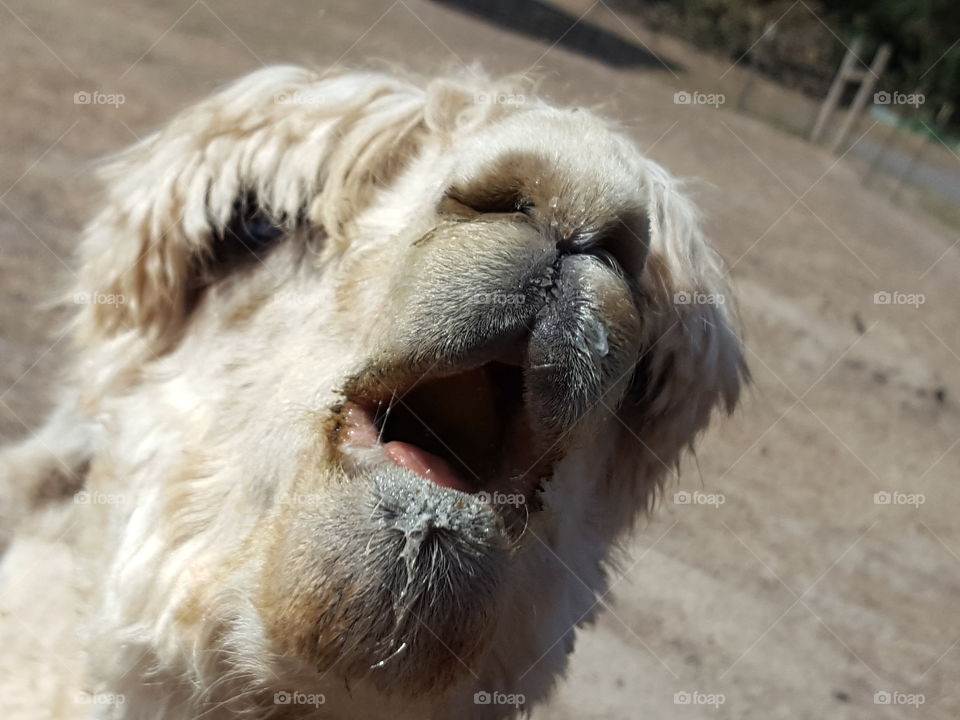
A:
[
  {"left": 810, "top": 38, "right": 863, "bottom": 143},
  {"left": 829, "top": 44, "right": 892, "bottom": 153}
]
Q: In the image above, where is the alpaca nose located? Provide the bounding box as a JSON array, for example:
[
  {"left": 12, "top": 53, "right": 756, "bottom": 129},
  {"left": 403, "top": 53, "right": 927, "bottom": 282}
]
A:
[{"left": 525, "top": 252, "right": 642, "bottom": 439}]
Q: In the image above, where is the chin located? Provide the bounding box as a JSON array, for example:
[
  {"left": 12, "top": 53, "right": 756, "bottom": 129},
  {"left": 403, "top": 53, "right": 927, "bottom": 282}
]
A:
[{"left": 0, "top": 65, "right": 747, "bottom": 720}]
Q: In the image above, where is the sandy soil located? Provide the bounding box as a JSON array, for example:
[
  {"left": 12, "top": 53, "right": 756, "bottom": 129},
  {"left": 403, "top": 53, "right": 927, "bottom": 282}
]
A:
[{"left": 1, "top": 1, "right": 957, "bottom": 718}]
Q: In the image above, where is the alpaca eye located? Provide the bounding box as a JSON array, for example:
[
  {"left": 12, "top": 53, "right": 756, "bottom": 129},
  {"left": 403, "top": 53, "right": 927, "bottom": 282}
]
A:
[
  {"left": 443, "top": 188, "right": 532, "bottom": 216},
  {"left": 212, "top": 195, "right": 285, "bottom": 267},
  {"left": 237, "top": 215, "right": 284, "bottom": 247}
]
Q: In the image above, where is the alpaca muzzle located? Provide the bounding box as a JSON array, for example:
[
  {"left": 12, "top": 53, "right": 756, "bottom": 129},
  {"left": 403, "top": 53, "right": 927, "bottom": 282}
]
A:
[{"left": 340, "top": 217, "right": 643, "bottom": 503}]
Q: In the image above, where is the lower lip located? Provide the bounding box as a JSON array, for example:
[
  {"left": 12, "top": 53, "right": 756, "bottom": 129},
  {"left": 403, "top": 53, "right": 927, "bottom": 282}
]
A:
[{"left": 383, "top": 440, "right": 476, "bottom": 493}]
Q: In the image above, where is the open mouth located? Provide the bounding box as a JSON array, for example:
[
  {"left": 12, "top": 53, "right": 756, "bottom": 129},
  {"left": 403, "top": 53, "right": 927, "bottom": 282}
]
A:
[{"left": 339, "top": 360, "right": 550, "bottom": 508}]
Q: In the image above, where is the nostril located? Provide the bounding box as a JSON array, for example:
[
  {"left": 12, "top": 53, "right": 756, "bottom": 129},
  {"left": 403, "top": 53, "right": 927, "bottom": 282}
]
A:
[
  {"left": 548, "top": 216, "right": 648, "bottom": 282},
  {"left": 554, "top": 226, "right": 587, "bottom": 255},
  {"left": 555, "top": 220, "right": 649, "bottom": 281},
  {"left": 556, "top": 235, "right": 577, "bottom": 255}
]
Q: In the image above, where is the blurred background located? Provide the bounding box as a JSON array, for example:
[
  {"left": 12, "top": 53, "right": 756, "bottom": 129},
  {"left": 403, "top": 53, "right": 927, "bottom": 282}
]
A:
[{"left": 0, "top": 1, "right": 957, "bottom": 718}]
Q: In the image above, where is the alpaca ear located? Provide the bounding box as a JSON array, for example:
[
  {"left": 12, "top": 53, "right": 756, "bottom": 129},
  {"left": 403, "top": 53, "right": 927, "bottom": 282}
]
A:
[
  {"left": 75, "top": 66, "right": 430, "bottom": 347},
  {"left": 421, "top": 73, "right": 526, "bottom": 134},
  {"left": 611, "top": 172, "right": 748, "bottom": 513}
]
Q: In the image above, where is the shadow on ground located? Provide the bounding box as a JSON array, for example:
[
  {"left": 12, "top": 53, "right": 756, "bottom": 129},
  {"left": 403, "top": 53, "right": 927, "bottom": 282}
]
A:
[{"left": 431, "top": 0, "right": 681, "bottom": 70}]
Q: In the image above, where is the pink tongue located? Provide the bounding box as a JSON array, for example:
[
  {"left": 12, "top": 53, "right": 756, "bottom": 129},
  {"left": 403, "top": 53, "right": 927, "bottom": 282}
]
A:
[{"left": 384, "top": 441, "right": 474, "bottom": 493}]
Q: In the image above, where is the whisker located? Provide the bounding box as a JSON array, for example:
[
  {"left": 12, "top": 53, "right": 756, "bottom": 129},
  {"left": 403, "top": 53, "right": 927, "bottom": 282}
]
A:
[{"left": 376, "top": 391, "right": 397, "bottom": 444}]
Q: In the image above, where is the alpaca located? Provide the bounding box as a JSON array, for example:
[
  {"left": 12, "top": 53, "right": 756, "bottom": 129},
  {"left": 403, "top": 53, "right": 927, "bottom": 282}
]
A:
[{"left": 0, "top": 66, "right": 746, "bottom": 719}]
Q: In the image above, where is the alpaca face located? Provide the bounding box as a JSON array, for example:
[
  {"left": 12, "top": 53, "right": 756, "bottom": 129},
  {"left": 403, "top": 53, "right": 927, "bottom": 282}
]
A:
[
  {"left": 67, "top": 68, "right": 745, "bottom": 713},
  {"left": 247, "top": 114, "right": 656, "bottom": 693}
]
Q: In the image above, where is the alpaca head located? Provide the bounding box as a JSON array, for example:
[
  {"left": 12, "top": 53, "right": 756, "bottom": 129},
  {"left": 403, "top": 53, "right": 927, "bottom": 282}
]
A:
[{"left": 71, "top": 67, "right": 746, "bottom": 710}]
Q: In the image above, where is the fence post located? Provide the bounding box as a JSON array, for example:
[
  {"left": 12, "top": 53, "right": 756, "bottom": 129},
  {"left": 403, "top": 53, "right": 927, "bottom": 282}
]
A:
[
  {"left": 829, "top": 44, "right": 891, "bottom": 153},
  {"left": 810, "top": 38, "right": 863, "bottom": 143}
]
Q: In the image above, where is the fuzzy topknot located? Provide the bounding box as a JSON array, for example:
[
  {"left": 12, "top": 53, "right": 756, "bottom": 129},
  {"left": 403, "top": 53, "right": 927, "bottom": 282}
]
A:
[{"left": 76, "top": 67, "right": 535, "bottom": 348}]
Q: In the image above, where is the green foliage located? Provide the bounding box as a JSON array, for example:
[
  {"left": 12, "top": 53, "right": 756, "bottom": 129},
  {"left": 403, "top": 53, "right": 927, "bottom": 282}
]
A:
[
  {"left": 831, "top": 0, "right": 960, "bottom": 116},
  {"left": 615, "top": 0, "right": 959, "bottom": 128}
]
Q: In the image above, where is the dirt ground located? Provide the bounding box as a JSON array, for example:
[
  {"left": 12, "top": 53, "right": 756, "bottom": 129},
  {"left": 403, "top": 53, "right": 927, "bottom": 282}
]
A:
[{"left": 1, "top": 1, "right": 958, "bottom": 718}]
